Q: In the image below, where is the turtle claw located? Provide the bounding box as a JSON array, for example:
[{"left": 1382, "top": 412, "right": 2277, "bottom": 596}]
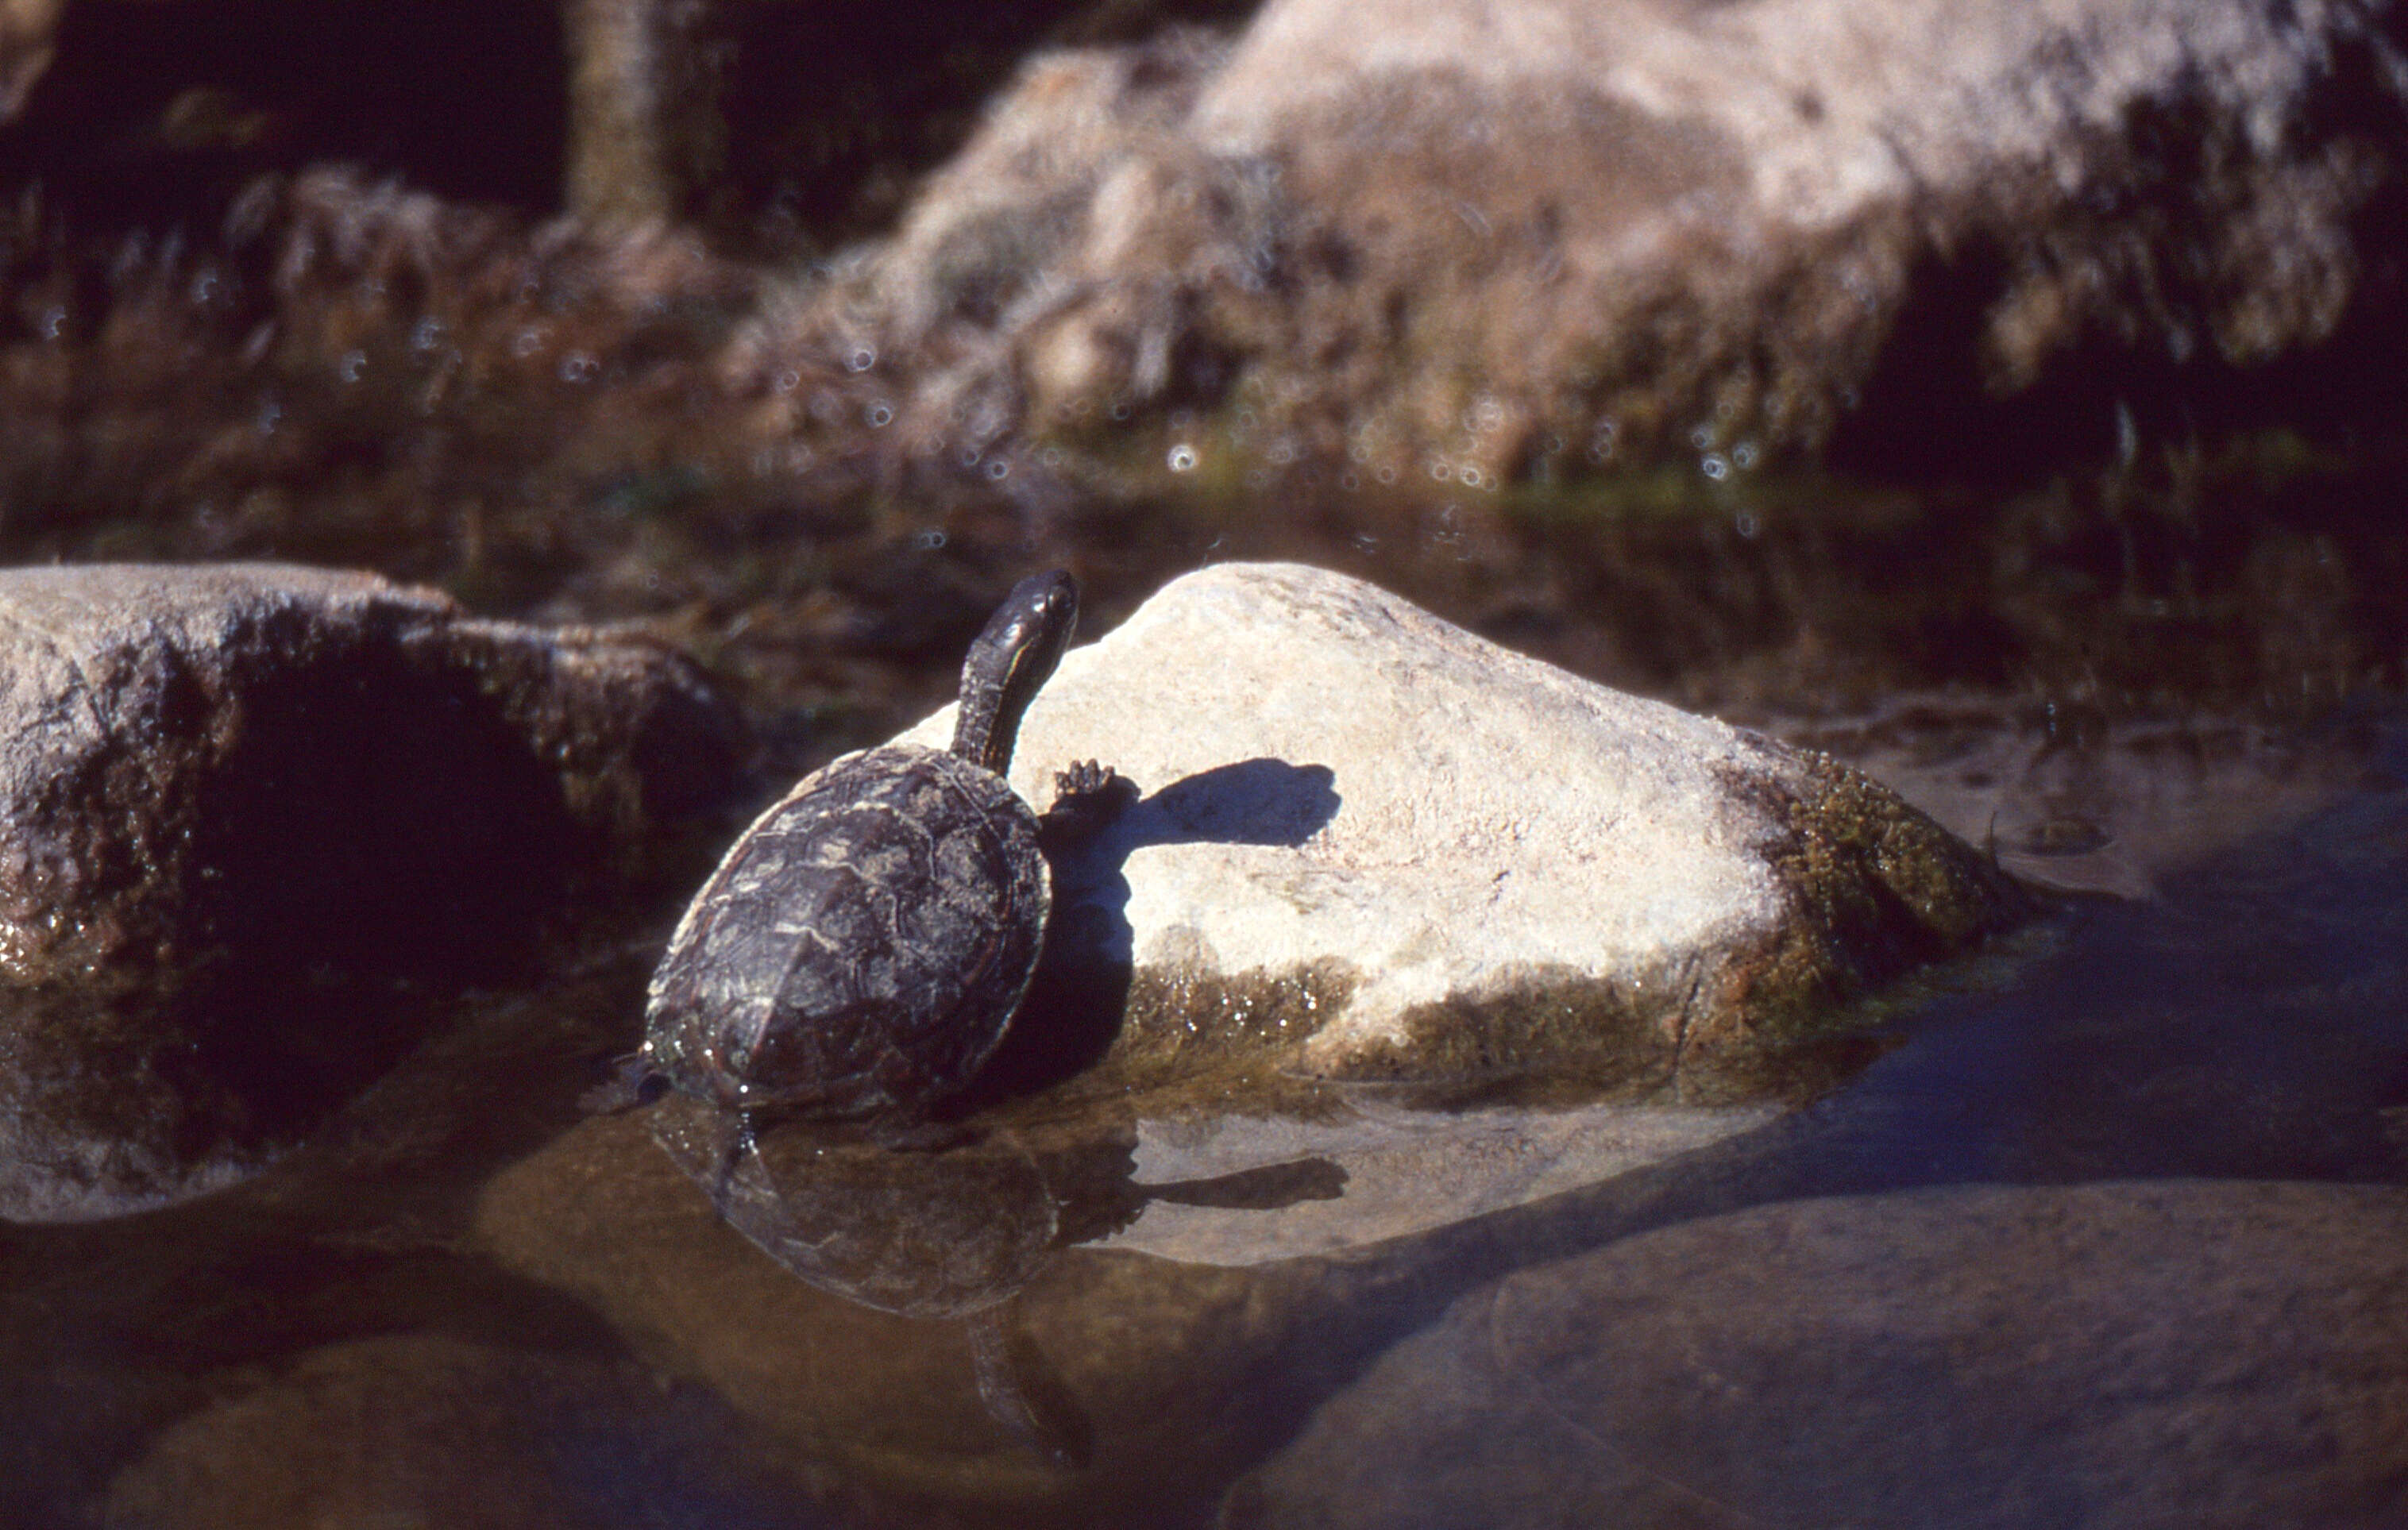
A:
[
  {"left": 1042, "top": 759, "right": 1133, "bottom": 849},
  {"left": 1052, "top": 758, "right": 1116, "bottom": 803}
]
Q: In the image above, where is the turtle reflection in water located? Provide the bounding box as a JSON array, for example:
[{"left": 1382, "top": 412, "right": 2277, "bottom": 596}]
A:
[
  {"left": 640, "top": 567, "right": 1117, "bottom": 1131},
  {"left": 652, "top": 1092, "right": 1093, "bottom": 1465}
]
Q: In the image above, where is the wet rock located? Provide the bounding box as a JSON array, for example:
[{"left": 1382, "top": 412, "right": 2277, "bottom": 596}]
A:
[
  {"left": 1225, "top": 1179, "right": 2408, "bottom": 1529},
  {"left": 102, "top": 1334, "right": 816, "bottom": 1530},
  {"left": 756, "top": 0, "right": 2405, "bottom": 473},
  {"left": 0, "top": 561, "right": 743, "bottom": 1224},
  {"left": 897, "top": 562, "right": 2024, "bottom": 1092}
]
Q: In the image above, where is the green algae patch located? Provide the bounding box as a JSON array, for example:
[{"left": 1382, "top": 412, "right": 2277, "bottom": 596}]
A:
[
  {"left": 1330, "top": 968, "right": 1673, "bottom": 1095},
  {"left": 1712, "top": 751, "right": 2036, "bottom": 1035},
  {"left": 1319, "top": 960, "right": 1920, "bottom": 1112},
  {"left": 1099, "top": 958, "right": 1359, "bottom": 1089}
]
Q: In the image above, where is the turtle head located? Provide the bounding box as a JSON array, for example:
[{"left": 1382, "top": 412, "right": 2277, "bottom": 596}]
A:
[{"left": 951, "top": 569, "right": 1079, "bottom": 775}]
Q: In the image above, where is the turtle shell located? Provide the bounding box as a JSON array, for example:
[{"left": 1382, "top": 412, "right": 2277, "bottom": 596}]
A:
[{"left": 644, "top": 742, "right": 1048, "bottom": 1119}]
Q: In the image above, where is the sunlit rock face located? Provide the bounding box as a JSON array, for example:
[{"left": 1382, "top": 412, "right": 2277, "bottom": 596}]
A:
[
  {"left": 903, "top": 561, "right": 2024, "bottom": 1091},
  {"left": 0, "top": 562, "right": 744, "bottom": 1223},
  {"left": 766, "top": 0, "right": 2402, "bottom": 474}
]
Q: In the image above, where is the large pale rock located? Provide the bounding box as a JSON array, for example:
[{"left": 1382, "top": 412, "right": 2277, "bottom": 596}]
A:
[
  {"left": 901, "top": 562, "right": 2021, "bottom": 1087},
  {"left": 0, "top": 561, "right": 743, "bottom": 1223},
  {"left": 1227, "top": 1181, "right": 2408, "bottom": 1528},
  {"left": 759, "top": 0, "right": 2402, "bottom": 472}
]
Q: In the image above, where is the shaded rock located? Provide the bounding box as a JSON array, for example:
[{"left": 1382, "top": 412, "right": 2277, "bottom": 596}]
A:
[
  {"left": 0, "top": 561, "right": 743, "bottom": 1223},
  {"left": 0, "top": 562, "right": 738, "bottom": 985},
  {"left": 749, "top": 0, "right": 2406, "bottom": 474},
  {"left": 1225, "top": 1179, "right": 2408, "bottom": 1529},
  {"left": 897, "top": 561, "right": 2023, "bottom": 1092},
  {"left": 101, "top": 1333, "right": 819, "bottom": 1530},
  {"left": 0, "top": 0, "right": 1255, "bottom": 239},
  {"left": 0, "top": 0, "right": 574, "bottom": 218}
]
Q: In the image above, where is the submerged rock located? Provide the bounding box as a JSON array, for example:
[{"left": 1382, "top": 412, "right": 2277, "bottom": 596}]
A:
[
  {"left": 102, "top": 1333, "right": 809, "bottom": 1530},
  {"left": 901, "top": 561, "right": 2023, "bottom": 1093},
  {"left": 0, "top": 561, "right": 743, "bottom": 1223},
  {"left": 1226, "top": 1180, "right": 2408, "bottom": 1529},
  {"left": 748, "top": 0, "right": 2404, "bottom": 473}
]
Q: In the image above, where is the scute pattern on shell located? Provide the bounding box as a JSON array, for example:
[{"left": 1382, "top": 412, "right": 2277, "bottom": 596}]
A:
[{"left": 645, "top": 743, "right": 1048, "bottom": 1118}]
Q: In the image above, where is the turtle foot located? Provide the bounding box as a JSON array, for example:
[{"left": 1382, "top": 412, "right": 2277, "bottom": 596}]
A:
[
  {"left": 1043, "top": 759, "right": 1134, "bottom": 850},
  {"left": 1052, "top": 758, "right": 1117, "bottom": 803}
]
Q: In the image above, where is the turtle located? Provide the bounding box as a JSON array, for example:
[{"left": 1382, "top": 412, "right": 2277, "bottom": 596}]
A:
[{"left": 637, "top": 568, "right": 1109, "bottom": 1126}]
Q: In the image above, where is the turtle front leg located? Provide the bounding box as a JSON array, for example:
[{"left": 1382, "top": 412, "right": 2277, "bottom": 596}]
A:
[{"left": 1040, "top": 759, "right": 1132, "bottom": 852}]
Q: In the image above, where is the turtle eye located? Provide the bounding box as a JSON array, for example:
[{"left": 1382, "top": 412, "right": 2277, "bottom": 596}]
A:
[{"left": 633, "top": 1072, "right": 672, "bottom": 1107}]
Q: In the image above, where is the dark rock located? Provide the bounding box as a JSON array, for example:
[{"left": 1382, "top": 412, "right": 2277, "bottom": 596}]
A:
[
  {"left": 0, "top": 561, "right": 744, "bottom": 1222},
  {"left": 1226, "top": 1180, "right": 2408, "bottom": 1529},
  {"left": 0, "top": 0, "right": 573, "bottom": 218}
]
